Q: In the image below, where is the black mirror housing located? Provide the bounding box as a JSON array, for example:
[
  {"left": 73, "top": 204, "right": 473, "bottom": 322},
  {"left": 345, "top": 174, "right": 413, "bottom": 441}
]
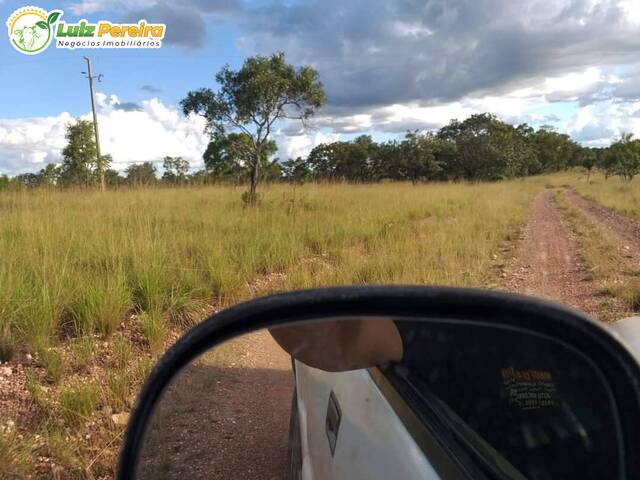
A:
[{"left": 117, "top": 286, "right": 640, "bottom": 479}]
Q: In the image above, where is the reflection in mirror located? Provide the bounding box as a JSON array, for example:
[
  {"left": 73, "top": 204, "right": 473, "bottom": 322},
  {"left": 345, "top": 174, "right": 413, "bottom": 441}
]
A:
[{"left": 136, "top": 318, "right": 624, "bottom": 480}]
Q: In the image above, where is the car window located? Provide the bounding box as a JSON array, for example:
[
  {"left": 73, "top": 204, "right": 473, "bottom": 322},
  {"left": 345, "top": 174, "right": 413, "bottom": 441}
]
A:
[{"left": 381, "top": 321, "right": 622, "bottom": 480}]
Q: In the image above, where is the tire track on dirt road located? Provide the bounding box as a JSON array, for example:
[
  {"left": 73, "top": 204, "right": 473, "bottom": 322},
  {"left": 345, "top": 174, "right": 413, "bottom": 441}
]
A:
[
  {"left": 502, "top": 190, "right": 606, "bottom": 318},
  {"left": 564, "top": 189, "right": 640, "bottom": 270},
  {"left": 139, "top": 330, "right": 293, "bottom": 480}
]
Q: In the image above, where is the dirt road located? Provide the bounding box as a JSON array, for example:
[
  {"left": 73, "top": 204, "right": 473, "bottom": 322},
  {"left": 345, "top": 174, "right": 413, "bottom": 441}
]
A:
[
  {"left": 137, "top": 188, "right": 638, "bottom": 479},
  {"left": 565, "top": 189, "right": 640, "bottom": 270},
  {"left": 502, "top": 190, "right": 605, "bottom": 317},
  {"left": 138, "top": 330, "right": 293, "bottom": 480}
]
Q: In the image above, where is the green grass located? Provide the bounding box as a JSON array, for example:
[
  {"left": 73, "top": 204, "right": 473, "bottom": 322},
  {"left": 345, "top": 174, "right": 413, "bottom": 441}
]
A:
[
  {"left": 0, "top": 428, "right": 33, "bottom": 479},
  {"left": 103, "top": 372, "right": 132, "bottom": 413},
  {"left": 59, "top": 384, "right": 100, "bottom": 428},
  {"left": 112, "top": 336, "right": 133, "bottom": 370},
  {"left": 35, "top": 344, "right": 64, "bottom": 384}
]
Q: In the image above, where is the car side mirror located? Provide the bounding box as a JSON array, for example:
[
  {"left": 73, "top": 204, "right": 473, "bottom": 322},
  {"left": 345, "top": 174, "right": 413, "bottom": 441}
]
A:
[{"left": 117, "top": 286, "right": 640, "bottom": 480}]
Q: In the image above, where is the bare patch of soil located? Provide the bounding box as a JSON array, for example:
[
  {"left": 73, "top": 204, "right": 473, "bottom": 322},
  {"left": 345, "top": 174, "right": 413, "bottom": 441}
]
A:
[{"left": 502, "top": 190, "right": 606, "bottom": 317}]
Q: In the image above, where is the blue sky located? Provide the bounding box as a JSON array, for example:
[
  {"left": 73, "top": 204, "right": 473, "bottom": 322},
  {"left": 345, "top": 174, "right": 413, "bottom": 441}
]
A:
[
  {"left": 1, "top": 0, "right": 640, "bottom": 175},
  {"left": 0, "top": 0, "right": 246, "bottom": 118}
]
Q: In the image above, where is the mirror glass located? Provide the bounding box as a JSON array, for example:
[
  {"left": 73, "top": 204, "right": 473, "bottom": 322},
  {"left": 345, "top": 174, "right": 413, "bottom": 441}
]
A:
[{"left": 136, "top": 317, "right": 623, "bottom": 480}]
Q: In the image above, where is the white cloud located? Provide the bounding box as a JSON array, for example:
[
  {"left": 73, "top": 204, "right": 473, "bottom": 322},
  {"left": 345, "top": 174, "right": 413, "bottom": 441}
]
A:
[
  {"left": 0, "top": 94, "right": 209, "bottom": 175},
  {"left": 566, "top": 98, "right": 640, "bottom": 146},
  {"left": 620, "top": 0, "right": 640, "bottom": 25},
  {"left": 274, "top": 130, "right": 341, "bottom": 160}
]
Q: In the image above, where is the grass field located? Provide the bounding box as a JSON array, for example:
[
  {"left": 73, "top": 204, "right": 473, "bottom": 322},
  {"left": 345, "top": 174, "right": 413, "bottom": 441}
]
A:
[{"left": 1, "top": 178, "right": 550, "bottom": 477}]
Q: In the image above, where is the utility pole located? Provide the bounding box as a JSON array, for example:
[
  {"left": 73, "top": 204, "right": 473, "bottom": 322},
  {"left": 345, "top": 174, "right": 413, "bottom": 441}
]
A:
[{"left": 82, "top": 56, "right": 105, "bottom": 191}]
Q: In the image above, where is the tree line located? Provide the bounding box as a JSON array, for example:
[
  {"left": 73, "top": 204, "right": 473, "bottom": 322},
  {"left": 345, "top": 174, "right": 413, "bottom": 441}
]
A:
[{"left": 2, "top": 112, "right": 638, "bottom": 191}]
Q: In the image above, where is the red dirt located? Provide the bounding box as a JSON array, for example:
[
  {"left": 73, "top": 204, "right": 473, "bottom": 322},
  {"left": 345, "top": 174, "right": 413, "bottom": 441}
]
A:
[
  {"left": 137, "top": 330, "right": 293, "bottom": 480},
  {"left": 502, "top": 190, "right": 605, "bottom": 317},
  {"left": 565, "top": 189, "right": 640, "bottom": 271}
]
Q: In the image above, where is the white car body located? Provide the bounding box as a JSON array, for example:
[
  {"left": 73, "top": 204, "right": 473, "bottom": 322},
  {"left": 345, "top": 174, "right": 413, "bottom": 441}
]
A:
[{"left": 293, "top": 360, "right": 440, "bottom": 480}]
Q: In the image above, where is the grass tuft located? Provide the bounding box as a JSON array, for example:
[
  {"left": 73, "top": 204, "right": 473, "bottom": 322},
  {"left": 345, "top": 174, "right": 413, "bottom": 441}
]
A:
[
  {"left": 34, "top": 344, "right": 64, "bottom": 384},
  {"left": 59, "top": 384, "right": 99, "bottom": 428},
  {"left": 139, "top": 312, "right": 167, "bottom": 354}
]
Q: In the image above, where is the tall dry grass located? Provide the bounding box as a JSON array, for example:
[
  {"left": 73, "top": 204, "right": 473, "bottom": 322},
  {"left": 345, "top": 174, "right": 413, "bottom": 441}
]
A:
[
  {"left": 571, "top": 173, "right": 640, "bottom": 218},
  {"left": 0, "top": 180, "right": 546, "bottom": 357}
]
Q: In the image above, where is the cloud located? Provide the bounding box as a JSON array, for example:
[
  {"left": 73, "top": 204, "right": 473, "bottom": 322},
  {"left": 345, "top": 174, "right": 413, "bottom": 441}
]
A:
[
  {"left": 141, "top": 84, "right": 163, "bottom": 94},
  {"left": 273, "top": 130, "right": 341, "bottom": 161},
  {"left": 114, "top": 101, "right": 143, "bottom": 112},
  {"left": 564, "top": 98, "right": 640, "bottom": 146},
  {"left": 236, "top": 0, "right": 640, "bottom": 109},
  {"left": 69, "top": 0, "right": 241, "bottom": 15},
  {"left": 120, "top": 3, "right": 206, "bottom": 49},
  {"left": 68, "top": 0, "right": 157, "bottom": 15},
  {"left": 0, "top": 114, "right": 71, "bottom": 175},
  {"left": 0, "top": 95, "right": 209, "bottom": 175}
]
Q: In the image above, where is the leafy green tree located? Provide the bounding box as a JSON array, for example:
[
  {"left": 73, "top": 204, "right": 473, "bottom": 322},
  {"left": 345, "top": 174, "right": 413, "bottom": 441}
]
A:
[
  {"left": 528, "top": 127, "right": 578, "bottom": 172},
  {"left": 162, "top": 156, "right": 190, "bottom": 184},
  {"left": 58, "top": 120, "right": 110, "bottom": 188},
  {"left": 181, "top": 52, "right": 325, "bottom": 203},
  {"left": 202, "top": 133, "right": 277, "bottom": 184},
  {"left": 104, "top": 168, "right": 125, "bottom": 187},
  {"left": 437, "top": 114, "right": 537, "bottom": 181},
  {"left": 38, "top": 163, "right": 60, "bottom": 186},
  {"left": 125, "top": 162, "right": 157, "bottom": 186},
  {"left": 396, "top": 132, "right": 444, "bottom": 183},
  {"left": 307, "top": 135, "right": 376, "bottom": 181},
  {"left": 610, "top": 133, "right": 640, "bottom": 181},
  {"left": 281, "top": 157, "right": 311, "bottom": 183}
]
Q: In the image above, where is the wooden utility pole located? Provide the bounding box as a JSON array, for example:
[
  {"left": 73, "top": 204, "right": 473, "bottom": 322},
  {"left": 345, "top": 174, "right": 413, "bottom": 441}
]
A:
[{"left": 83, "top": 56, "right": 105, "bottom": 191}]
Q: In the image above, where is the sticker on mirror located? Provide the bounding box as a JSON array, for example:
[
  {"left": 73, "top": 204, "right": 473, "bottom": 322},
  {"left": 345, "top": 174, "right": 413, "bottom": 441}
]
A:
[{"left": 501, "top": 366, "right": 558, "bottom": 410}]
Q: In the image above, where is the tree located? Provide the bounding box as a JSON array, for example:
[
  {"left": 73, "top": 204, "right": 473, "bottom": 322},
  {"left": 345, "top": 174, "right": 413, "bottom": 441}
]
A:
[
  {"left": 125, "top": 162, "right": 157, "bottom": 186},
  {"left": 437, "top": 114, "right": 537, "bottom": 181},
  {"left": 581, "top": 148, "right": 597, "bottom": 183},
  {"left": 13, "top": 173, "right": 41, "bottom": 188},
  {"left": 202, "top": 133, "right": 278, "bottom": 184},
  {"left": 162, "top": 156, "right": 189, "bottom": 184},
  {"left": 396, "top": 132, "right": 444, "bottom": 183},
  {"left": 307, "top": 136, "right": 376, "bottom": 182},
  {"left": 610, "top": 133, "right": 640, "bottom": 181},
  {"left": 58, "top": 120, "right": 110, "bottom": 188},
  {"left": 104, "top": 168, "right": 125, "bottom": 188},
  {"left": 181, "top": 52, "right": 325, "bottom": 203},
  {"left": 261, "top": 158, "right": 282, "bottom": 182},
  {"left": 281, "top": 157, "right": 311, "bottom": 183},
  {"left": 38, "top": 163, "right": 60, "bottom": 186}
]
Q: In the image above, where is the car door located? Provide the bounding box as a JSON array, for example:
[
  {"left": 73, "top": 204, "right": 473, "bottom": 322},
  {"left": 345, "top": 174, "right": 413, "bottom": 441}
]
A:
[{"left": 293, "top": 360, "right": 440, "bottom": 480}]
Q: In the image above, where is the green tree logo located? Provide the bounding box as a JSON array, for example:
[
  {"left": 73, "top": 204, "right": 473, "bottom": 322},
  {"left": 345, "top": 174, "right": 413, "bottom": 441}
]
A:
[{"left": 6, "top": 7, "right": 62, "bottom": 55}]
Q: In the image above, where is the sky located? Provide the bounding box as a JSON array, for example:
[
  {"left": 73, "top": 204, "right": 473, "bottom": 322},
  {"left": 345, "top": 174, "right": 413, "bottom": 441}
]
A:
[{"left": 1, "top": 0, "right": 640, "bottom": 175}]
